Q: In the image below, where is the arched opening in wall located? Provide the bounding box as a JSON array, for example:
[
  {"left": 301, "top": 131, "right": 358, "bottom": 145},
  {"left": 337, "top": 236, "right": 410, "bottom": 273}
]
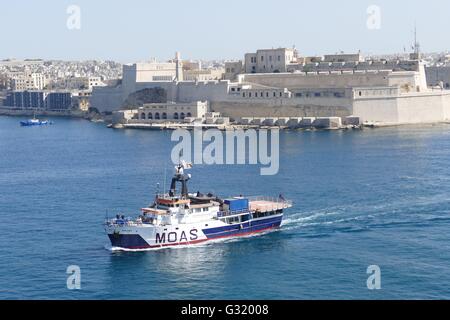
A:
[
  {"left": 180, "top": 112, "right": 185, "bottom": 119},
  {"left": 174, "top": 112, "right": 179, "bottom": 119},
  {"left": 273, "top": 70, "right": 280, "bottom": 73},
  {"left": 148, "top": 113, "right": 153, "bottom": 119},
  {"left": 141, "top": 113, "right": 146, "bottom": 119},
  {"left": 162, "top": 112, "right": 167, "bottom": 119},
  {"left": 446, "top": 83, "right": 450, "bottom": 89},
  {"left": 186, "top": 112, "right": 192, "bottom": 118},
  {"left": 155, "top": 112, "right": 160, "bottom": 120}
]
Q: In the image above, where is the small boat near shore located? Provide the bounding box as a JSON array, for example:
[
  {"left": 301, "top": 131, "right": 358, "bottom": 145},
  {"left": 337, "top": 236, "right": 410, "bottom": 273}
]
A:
[{"left": 20, "top": 118, "right": 52, "bottom": 127}]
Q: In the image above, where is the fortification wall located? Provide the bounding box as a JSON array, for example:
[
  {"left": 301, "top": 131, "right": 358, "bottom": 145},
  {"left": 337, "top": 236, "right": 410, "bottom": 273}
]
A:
[
  {"left": 241, "top": 72, "right": 392, "bottom": 89},
  {"left": 352, "top": 91, "right": 450, "bottom": 124},
  {"left": 91, "top": 81, "right": 231, "bottom": 113},
  {"left": 352, "top": 97, "right": 399, "bottom": 123},
  {"left": 90, "top": 85, "right": 124, "bottom": 112},
  {"left": 396, "top": 93, "right": 449, "bottom": 123},
  {"left": 176, "top": 81, "right": 229, "bottom": 102},
  {"left": 210, "top": 98, "right": 352, "bottom": 119}
]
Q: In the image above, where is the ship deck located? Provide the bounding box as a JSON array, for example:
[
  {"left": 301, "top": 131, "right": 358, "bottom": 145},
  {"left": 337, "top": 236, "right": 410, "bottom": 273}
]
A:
[{"left": 249, "top": 198, "right": 292, "bottom": 213}]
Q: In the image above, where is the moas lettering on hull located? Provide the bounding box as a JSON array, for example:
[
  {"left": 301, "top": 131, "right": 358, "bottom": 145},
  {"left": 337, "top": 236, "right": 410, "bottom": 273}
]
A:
[{"left": 104, "top": 160, "right": 292, "bottom": 250}]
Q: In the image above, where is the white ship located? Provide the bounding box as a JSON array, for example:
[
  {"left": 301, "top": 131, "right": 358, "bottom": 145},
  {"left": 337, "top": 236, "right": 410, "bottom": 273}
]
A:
[{"left": 104, "top": 161, "right": 292, "bottom": 250}]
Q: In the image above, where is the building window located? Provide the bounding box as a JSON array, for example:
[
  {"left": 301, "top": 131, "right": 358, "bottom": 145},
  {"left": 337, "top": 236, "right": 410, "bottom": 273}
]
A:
[
  {"left": 155, "top": 112, "right": 160, "bottom": 120},
  {"left": 174, "top": 112, "right": 179, "bottom": 119},
  {"left": 162, "top": 112, "right": 167, "bottom": 119},
  {"left": 180, "top": 112, "right": 185, "bottom": 119},
  {"left": 148, "top": 113, "right": 153, "bottom": 119},
  {"left": 141, "top": 113, "right": 146, "bottom": 119},
  {"left": 261, "top": 56, "right": 264, "bottom": 62},
  {"left": 186, "top": 112, "right": 192, "bottom": 117},
  {"left": 242, "top": 93, "right": 246, "bottom": 98}
]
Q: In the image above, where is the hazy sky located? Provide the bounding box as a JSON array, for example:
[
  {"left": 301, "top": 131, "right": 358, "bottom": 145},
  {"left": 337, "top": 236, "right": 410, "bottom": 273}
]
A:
[{"left": 1, "top": 0, "right": 449, "bottom": 63}]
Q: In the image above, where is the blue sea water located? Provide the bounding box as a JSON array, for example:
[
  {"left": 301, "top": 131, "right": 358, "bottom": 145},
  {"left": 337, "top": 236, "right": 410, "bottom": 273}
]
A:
[{"left": 1, "top": 116, "right": 450, "bottom": 299}]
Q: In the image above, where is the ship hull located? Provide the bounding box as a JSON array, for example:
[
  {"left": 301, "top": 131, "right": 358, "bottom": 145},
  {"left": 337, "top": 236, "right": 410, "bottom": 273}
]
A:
[{"left": 106, "top": 214, "right": 283, "bottom": 250}]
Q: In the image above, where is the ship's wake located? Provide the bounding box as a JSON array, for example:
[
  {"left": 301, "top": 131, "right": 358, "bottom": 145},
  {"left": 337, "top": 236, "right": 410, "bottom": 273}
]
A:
[{"left": 281, "top": 193, "right": 450, "bottom": 236}]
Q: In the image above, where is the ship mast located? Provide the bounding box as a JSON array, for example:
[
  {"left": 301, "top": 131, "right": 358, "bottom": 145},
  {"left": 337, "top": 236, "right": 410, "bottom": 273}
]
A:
[
  {"left": 169, "top": 160, "right": 193, "bottom": 198},
  {"left": 414, "top": 23, "right": 419, "bottom": 56}
]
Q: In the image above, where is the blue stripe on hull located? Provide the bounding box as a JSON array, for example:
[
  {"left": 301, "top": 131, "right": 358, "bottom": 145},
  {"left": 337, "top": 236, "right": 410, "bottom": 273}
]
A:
[
  {"left": 108, "top": 233, "right": 148, "bottom": 248},
  {"left": 108, "top": 215, "right": 283, "bottom": 249},
  {"left": 202, "top": 215, "right": 283, "bottom": 240}
]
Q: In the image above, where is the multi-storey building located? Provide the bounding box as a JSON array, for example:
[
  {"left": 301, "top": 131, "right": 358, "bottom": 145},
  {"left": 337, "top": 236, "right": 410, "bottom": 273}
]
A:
[
  {"left": 10, "top": 72, "right": 46, "bottom": 90},
  {"left": 223, "top": 61, "right": 243, "bottom": 80},
  {"left": 244, "top": 48, "right": 298, "bottom": 74},
  {"left": 4, "top": 91, "right": 72, "bottom": 110}
]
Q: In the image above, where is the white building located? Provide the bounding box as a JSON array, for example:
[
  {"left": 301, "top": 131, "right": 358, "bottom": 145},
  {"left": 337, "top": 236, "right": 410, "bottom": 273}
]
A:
[
  {"left": 123, "top": 52, "right": 183, "bottom": 84},
  {"left": 88, "top": 77, "right": 106, "bottom": 90},
  {"left": 245, "top": 48, "right": 298, "bottom": 74},
  {"left": 10, "top": 72, "right": 46, "bottom": 90},
  {"left": 137, "top": 101, "right": 208, "bottom": 122}
]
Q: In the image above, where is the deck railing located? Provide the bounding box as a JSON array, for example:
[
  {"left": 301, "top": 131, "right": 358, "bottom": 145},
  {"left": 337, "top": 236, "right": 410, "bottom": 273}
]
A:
[{"left": 248, "top": 196, "right": 293, "bottom": 207}]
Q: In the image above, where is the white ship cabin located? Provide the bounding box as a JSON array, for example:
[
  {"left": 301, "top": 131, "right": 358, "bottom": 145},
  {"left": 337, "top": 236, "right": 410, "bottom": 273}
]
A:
[{"left": 139, "top": 194, "right": 221, "bottom": 226}]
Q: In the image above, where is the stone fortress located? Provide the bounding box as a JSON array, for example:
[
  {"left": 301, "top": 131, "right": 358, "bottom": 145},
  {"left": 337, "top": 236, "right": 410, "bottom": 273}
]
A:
[{"left": 92, "top": 47, "right": 450, "bottom": 127}]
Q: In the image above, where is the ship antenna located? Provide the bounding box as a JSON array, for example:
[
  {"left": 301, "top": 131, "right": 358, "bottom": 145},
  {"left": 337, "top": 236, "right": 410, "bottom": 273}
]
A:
[
  {"left": 413, "top": 22, "right": 420, "bottom": 57},
  {"left": 163, "top": 165, "right": 167, "bottom": 197}
]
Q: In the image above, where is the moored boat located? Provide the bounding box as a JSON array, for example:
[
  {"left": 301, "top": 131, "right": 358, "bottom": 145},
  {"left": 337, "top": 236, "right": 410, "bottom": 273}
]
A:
[{"left": 20, "top": 118, "right": 52, "bottom": 126}]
